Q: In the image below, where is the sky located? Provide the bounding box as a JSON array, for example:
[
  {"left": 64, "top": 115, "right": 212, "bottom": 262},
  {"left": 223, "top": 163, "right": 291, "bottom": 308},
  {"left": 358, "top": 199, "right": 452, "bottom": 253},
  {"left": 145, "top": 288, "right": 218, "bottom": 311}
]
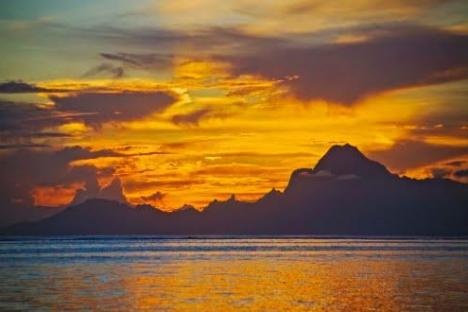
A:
[{"left": 0, "top": 0, "right": 467, "bottom": 216}]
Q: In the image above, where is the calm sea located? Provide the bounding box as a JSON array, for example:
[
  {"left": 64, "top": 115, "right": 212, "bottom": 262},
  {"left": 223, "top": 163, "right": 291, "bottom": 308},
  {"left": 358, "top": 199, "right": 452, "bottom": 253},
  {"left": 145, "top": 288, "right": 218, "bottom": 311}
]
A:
[{"left": 0, "top": 237, "right": 467, "bottom": 311}]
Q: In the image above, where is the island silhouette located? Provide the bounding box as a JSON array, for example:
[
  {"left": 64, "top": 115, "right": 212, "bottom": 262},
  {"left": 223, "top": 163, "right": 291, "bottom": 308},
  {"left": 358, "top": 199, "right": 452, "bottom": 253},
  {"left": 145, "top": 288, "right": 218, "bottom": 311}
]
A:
[{"left": 2, "top": 144, "right": 467, "bottom": 235}]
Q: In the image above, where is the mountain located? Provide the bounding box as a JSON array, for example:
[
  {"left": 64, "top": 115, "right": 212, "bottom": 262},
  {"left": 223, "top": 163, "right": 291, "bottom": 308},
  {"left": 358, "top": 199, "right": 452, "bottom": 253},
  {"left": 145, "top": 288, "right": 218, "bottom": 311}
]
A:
[
  {"left": 0, "top": 205, "right": 64, "bottom": 228},
  {"left": 313, "top": 143, "right": 391, "bottom": 178},
  {"left": 2, "top": 144, "right": 467, "bottom": 235}
]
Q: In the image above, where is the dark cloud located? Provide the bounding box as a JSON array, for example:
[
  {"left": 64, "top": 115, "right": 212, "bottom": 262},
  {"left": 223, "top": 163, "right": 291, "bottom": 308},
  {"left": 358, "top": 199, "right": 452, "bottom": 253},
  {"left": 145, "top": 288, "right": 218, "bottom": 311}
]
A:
[
  {"left": 0, "top": 101, "right": 54, "bottom": 132},
  {"left": 446, "top": 160, "right": 466, "bottom": 167},
  {"left": 0, "top": 81, "right": 65, "bottom": 93},
  {"left": 82, "top": 63, "right": 125, "bottom": 79},
  {"left": 0, "top": 81, "right": 47, "bottom": 93},
  {"left": 0, "top": 146, "right": 120, "bottom": 225},
  {"left": 71, "top": 177, "right": 128, "bottom": 206},
  {"left": 416, "top": 107, "right": 468, "bottom": 127},
  {"left": 431, "top": 167, "right": 451, "bottom": 179},
  {"left": 403, "top": 124, "right": 468, "bottom": 142},
  {"left": 171, "top": 108, "right": 212, "bottom": 126},
  {"left": 93, "top": 26, "right": 187, "bottom": 47},
  {"left": 0, "top": 144, "right": 137, "bottom": 225},
  {"left": 0, "top": 146, "right": 118, "bottom": 187},
  {"left": 454, "top": 169, "right": 468, "bottom": 177},
  {"left": 117, "top": 150, "right": 172, "bottom": 158},
  {"left": 408, "top": 99, "right": 468, "bottom": 139},
  {"left": 100, "top": 52, "right": 173, "bottom": 70},
  {"left": 0, "top": 89, "right": 179, "bottom": 143},
  {"left": 95, "top": 25, "right": 468, "bottom": 105},
  {"left": 222, "top": 27, "right": 468, "bottom": 104},
  {"left": 26, "top": 132, "right": 73, "bottom": 138},
  {"left": 280, "top": 0, "right": 456, "bottom": 15},
  {"left": 94, "top": 26, "right": 285, "bottom": 64},
  {"left": 0, "top": 143, "right": 49, "bottom": 149},
  {"left": 0, "top": 99, "right": 173, "bottom": 152},
  {"left": 0, "top": 145, "right": 133, "bottom": 220},
  {"left": 193, "top": 26, "right": 284, "bottom": 51},
  {"left": 426, "top": 162, "right": 468, "bottom": 182},
  {"left": 0, "top": 100, "right": 71, "bottom": 146},
  {"left": 51, "top": 145, "right": 122, "bottom": 161},
  {"left": 141, "top": 191, "right": 166, "bottom": 202},
  {"left": 50, "top": 91, "right": 178, "bottom": 126},
  {"left": 0, "top": 103, "right": 73, "bottom": 150},
  {"left": 368, "top": 140, "right": 468, "bottom": 171}
]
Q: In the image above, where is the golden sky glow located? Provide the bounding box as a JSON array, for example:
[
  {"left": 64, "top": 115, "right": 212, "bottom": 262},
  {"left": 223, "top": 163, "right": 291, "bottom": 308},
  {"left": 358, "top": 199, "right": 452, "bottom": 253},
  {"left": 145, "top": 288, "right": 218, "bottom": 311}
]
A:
[{"left": 0, "top": 0, "right": 467, "bottom": 213}]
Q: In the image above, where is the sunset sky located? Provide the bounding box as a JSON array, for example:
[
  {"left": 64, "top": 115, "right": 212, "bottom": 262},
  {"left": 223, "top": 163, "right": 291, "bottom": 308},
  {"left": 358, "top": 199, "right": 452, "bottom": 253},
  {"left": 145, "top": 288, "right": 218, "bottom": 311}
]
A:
[{"left": 1, "top": 0, "right": 467, "bottom": 216}]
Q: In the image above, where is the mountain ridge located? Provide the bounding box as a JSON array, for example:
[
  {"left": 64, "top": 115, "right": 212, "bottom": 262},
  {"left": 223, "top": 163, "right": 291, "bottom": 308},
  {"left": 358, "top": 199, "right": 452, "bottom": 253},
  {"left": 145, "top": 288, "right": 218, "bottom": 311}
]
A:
[{"left": 2, "top": 144, "right": 467, "bottom": 236}]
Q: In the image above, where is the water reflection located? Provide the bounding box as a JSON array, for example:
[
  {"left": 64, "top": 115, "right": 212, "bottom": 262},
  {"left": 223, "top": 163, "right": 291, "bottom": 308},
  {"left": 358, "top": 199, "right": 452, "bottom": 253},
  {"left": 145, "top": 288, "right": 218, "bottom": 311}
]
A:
[{"left": 0, "top": 237, "right": 467, "bottom": 311}]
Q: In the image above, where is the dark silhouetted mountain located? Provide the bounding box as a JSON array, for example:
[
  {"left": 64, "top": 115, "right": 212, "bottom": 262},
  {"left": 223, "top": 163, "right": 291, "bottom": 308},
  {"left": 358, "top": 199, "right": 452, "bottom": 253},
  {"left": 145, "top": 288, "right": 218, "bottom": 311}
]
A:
[
  {"left": 0, "top": 205, "right": 64, "bottom": 228},
  {"left": 3, "top": 144, "right": 467, "bottom": 235},
  {"left": 313, "top": 143, "right": 392, "bottom": 178}
]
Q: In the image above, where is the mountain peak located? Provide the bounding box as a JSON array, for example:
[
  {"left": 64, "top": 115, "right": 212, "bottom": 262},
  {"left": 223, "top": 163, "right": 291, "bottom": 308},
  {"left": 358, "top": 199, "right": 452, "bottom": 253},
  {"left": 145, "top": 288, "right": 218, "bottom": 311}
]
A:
[
  {"left": 258, "top": 188, "right": 282, "bottom": 203},
  {"left": 313, "top": 144, "right": 391, "bottom": 179},
  {"left": 323, "top": 143, "right": 363, "bottom": 158}
]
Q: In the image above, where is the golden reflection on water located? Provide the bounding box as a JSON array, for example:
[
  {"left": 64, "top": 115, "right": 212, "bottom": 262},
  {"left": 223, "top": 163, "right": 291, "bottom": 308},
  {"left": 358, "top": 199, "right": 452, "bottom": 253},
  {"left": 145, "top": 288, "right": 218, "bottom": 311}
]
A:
[
  {"left": 5, "top": 258, "right": 464, "bottom": 311},
  {"left": 1, "top": 239, "right": 468, "bottom": 311},
  {"left": 123, "top": 259, "right": 466, "bottom": 311}
]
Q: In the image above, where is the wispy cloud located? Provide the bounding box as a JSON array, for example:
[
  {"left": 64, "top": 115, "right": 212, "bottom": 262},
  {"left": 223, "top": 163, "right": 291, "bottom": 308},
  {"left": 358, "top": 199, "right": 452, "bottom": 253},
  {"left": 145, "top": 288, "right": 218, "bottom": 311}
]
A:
[
  {"left": 222, "top": 26, "right": 468, "bottom": 104},
  {"left": 51, "top": 90, "right": 178, "bottom": 127}
]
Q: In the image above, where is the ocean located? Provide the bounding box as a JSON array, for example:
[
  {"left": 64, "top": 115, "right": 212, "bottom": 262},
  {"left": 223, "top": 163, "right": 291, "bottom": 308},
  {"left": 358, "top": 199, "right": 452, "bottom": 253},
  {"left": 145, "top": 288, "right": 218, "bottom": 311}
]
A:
[{"left": 0, "top": 236, "right": 467, "bottom": 311}]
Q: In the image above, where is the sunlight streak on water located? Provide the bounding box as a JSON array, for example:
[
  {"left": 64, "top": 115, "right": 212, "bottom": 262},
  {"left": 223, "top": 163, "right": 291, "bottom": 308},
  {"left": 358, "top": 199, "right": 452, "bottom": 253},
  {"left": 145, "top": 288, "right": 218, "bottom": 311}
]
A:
[{"left": 0, "top": 237, "right": 467, "bottom": 311}]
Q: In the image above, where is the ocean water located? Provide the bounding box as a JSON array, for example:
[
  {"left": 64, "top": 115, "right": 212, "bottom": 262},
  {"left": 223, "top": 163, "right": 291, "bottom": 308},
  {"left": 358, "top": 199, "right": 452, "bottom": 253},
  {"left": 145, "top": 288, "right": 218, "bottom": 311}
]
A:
[{"left": 0, "top": 237, "right": 467, "bottom": 311}]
